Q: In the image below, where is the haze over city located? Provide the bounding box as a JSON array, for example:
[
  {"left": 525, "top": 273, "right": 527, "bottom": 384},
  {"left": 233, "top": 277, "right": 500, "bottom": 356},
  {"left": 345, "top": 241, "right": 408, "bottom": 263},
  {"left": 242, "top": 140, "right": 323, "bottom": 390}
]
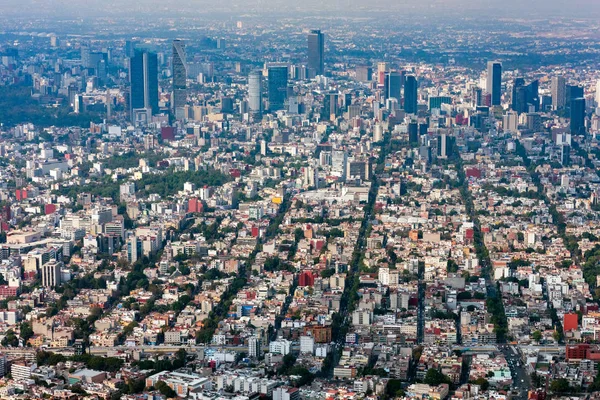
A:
[{"left": 0, "top": 0, "right": 599, "bottom": 399}]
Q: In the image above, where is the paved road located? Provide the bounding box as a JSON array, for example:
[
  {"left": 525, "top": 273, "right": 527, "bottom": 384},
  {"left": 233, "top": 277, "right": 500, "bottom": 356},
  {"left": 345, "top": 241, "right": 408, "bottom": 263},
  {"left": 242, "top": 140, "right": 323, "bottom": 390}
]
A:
[{"left": 500, "top": 344, "right": 530, "bottom": 400}]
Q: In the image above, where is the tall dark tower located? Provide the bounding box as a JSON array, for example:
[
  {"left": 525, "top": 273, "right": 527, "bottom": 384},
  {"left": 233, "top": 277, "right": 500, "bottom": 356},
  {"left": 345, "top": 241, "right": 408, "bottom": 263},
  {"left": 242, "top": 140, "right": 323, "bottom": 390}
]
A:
[
  {"left": 172, "top": 39, "right": 187, "bottom": 119},
  {"left": 487, "top": 61, "right": 502, "bottom": 106},
  {"left": 511, "top": 78, "right": 526, "bottom": 112},
  {"left": 267, "top": 66, "right": 288, "bottom": 111},
  {"left": 307, "top": 29, "right": 324, "bottom": 77},
  {"left": 404, "top": 75, "right": 418, "bottom": 114},
  {"left": 570, "top": 97, "right": 586, "bottom": 135},
  {"left": 385, "top": 71, "right": 404, "bottom": 102},
  {"left": 129, "top": 50, "right": 158, "bottom": 119}
]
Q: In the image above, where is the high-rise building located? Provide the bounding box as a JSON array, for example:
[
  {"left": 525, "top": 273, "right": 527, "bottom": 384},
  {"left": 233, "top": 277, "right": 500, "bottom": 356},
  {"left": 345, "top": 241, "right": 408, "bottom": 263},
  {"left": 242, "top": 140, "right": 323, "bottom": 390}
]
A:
[
  {"left": 404, "top": 75, "right": 418, "bottom": 114},
  {"left": 551, "top": 76, "right": 566, "bottom": 111},
  {"left": 248, "top": 70, "right": 262, "bottom": 114},
  {"left": 248, "top": 336, "right": 259, "bottom": 358},
  {"left": 596, "top": 80, "right": 600, "bottom": 106},
  {"left": 355, "top": 66, "right": 372, "bottom": 82},
  {"left": 566, "top": 85, "right": 584, "bottom": 114},
  {"left": 322, "top": 92, "right": 339, "bottom": 120},
  {"left": 125, "top": 40, "right": 136, "bottom": 58},
  {"left": 503, "top": 110, "right": 519, "bottom": 132},
  {"left": 385, "top": 71, "right": 404, "bottom": 102},
  {"left": 172, "top": 40, "right": 187, "bottom": 119},
  {"left": 486, "top": 61, "right": 502, "bottom": 106},
  {"left": 129, "top": 50, "right": 158, "bottom": 120},
  {"left": 267, "top": 66, "right": 288, "bottom": 111},
  {"left": 437, "top": 133, "right": 455, "bottom": 158},
  {"left": 570, "top": 97, "right": 586, "bottom": 135},
  {"left": 41, "top": 260, "right": 61, "bottom": 288},
  {"left": 307, "top": 30, "right": 324, "bottom": 77},
  {"left": 377, "top": 62, "right": 389, "bottom": 86},
  {"left": 561, "top": 144, "right": 571, "bottom": 166}
]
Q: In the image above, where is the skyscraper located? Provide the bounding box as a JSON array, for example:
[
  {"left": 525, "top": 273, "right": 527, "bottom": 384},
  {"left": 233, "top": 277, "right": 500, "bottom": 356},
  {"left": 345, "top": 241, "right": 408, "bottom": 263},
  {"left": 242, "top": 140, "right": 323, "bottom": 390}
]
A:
[
  {"left": 512, "top": 78, "right": 539, "bottom": 113},
  {"left": 248, "top": 70, "right": 262, "bottom": 115},
  {"left": 404, "top": 75, "right": 418, "bottom": 114},
  {"left": 377, "top": 62, "right": 389, "bottom": 86},
  {"left": 322, "top": 91, "right": 339, "bottom": 120},
  {"left": 129, "top": 50, "right": 158, "bottom": 119},
  {"left": 267, "top": 66, "right": 288, "bottom": 111},
  {"left": 385, "top": 71, "right": 404, "bottom": 102},
  {"left": 570, "top": 97, "right": 586, "bottom": 135},
  {"left": 307, "top": 29, "right": 324, "bottom": 77},
  {"left": 486, "top": 61, "right": 502, "bottom": 106},
  {"left": 551, "top": 76, "right": 566, "bottom": 111},
  {"left": 172, "top": 39, "right": 187, "bottom": 119},
  {"left": 566, "top": 84, "right": 584, "bottom": 114}
]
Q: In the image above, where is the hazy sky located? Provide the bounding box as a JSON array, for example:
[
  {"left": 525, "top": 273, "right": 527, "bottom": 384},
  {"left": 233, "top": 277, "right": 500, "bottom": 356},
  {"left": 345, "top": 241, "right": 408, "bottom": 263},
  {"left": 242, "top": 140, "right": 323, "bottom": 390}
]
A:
[{"left": 2, "top": 0, "right": 600, "bottom": 18}]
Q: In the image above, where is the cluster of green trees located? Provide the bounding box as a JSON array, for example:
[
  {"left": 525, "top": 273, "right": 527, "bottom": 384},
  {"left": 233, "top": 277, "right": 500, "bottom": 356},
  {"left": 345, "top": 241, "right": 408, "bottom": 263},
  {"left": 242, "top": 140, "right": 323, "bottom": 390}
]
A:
[
  {"left": 37, "top": 351, "right": 123, "bottom": 372},
  {"left": 0, "top": 86, "right": 103, "bottom": 128},
  {"left": 137, "top": 169, "right": 230, "bottom": 198},
  {"left": 276, "top": 354, "right": 314, "bottom": 387},
  {"left": 263, "top": 256, "right": 294, "bottom": 272},
  {"left": 423, "top": 368, "right": 452, "bottom": 385}
]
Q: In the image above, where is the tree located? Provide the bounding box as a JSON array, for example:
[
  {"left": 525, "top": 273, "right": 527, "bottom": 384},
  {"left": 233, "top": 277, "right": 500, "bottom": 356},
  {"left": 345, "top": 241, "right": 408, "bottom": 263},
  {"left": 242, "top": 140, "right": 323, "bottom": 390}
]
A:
[
  {"left": 473, "top": 377, "right": 489, "bottom": 391},
  {"left": 155, "top": 381, "right": 177, "bottom": 398},
  {"left": 423, "top": 368, "right": 451, "bottom": 386},
  {"left": 19, "top": 322, "right": 34, "bottom": 343},
  {"left": 550, "top": 378, "right": 571, "bottom": 393},
  {"left": 532, "top": 330, "right": 542, "bottom": 342}
]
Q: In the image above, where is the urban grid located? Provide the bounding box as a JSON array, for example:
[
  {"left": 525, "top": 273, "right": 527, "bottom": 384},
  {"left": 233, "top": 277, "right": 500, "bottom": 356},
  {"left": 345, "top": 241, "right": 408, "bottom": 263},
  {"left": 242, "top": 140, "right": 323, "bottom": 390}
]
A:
[{"left": 0, "top": 2, "right": 599, "bottom": 400}]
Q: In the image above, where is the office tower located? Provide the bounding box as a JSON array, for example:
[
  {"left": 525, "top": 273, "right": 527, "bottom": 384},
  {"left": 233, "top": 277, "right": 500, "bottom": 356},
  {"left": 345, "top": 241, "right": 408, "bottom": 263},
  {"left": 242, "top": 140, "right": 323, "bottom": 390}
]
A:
[
  {"left": 408, "top": 122, "right": 419, "bottom": 144},
  {"left": 541, "top": 95, "right": 552, "bottom": 111},
  {"left": 248, "top": 70, "right": 263, "bottom": 114},
  {"left": 513, "top": 79, "right": 540, "bottom": 113},
  {"left": 97, "top": 59, "right": 107, "bottom": 84},
  {"left": 172, "top": 39, "right": 187, "bottom": 119},
  {"left": 41, "top": 260, "right": 61, "bottom": 288},
  {"left": 486, "top": 61, "right": 502, "bottom": 106},
  {"left": 596, "top": 80, "right": 600, "bottom": 106},
  {"left": 438, "top": 133, "right": 448, "bottom": 158},
  {"left": 527, "top": 80, "right": 539, "bottom": 112},
  {"left": 343, "top": 93, "right": 352, "bottom": 111},
  {"left": 511, "top": 78, "right": 525, "bottom": 112},
  {"left": 377, "top": 62, "right": 389, "bottom": 86},
  {"left": 129, "top": 50, "right": 159, "bottom": 119},
  {"left": 355, "top": 66, "right": 372, "bottom": 82},
  {"left": 404, "top": 75, "right": 418, "bottom": 114},
  {"left": 267, "top": 66, "right": 288, "bottom": 111},
  {"left": 472, "top": 87, "right": 483, "bottom": 107},
  {"left": 348, "top": 105, "right": 361, "bottom": 120},
  {"left": 561, "top": 145, "right": 571, "bottom": 166},
  {"left": 551, "top": 76, "right": 566, "bottom": 110},
  {"left": 429, "top": 96, "right": 452, "bottom": 111},
  {"left": 125, "top": 40, "right": 136, "bottom": 57},
  {"left": 566, "top": 85, "right": 584, "bottom": 114},
  {"left": 322, "top": 92, "right": 339, "bottom": 120},
  {"left": 307, "top": 29, "right": 324, "bottom": 77},
  {"left": 503, "top": 111, "right": 519, "bottom": 132},
  {"left": 81, "top": 46, "right": 90, "bottom": 69},
  {"left": 526, "top": 113, "right": 542, "bottom": 132},
  {"left": 385, "top": 71, "right": 404, "bottom": 102},
  {"left": 570, "top": 97, "right": 586, "bottom": 135},
  {"left": 332, "top": 150, "right": 347, "bottom": 180},
  {"left": 437, "top": 133, "right": 454, "bottom": 158}
]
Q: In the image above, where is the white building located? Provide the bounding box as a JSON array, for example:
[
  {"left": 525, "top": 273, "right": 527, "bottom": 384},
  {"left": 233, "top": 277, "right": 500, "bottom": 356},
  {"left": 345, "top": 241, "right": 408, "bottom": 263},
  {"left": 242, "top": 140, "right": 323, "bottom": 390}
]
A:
[
  {"left": 299, "top": 335, "right": 314, "bottom": 354},
  {"left": 269, "top": 339, "right": 291, "bottom": 356}
]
